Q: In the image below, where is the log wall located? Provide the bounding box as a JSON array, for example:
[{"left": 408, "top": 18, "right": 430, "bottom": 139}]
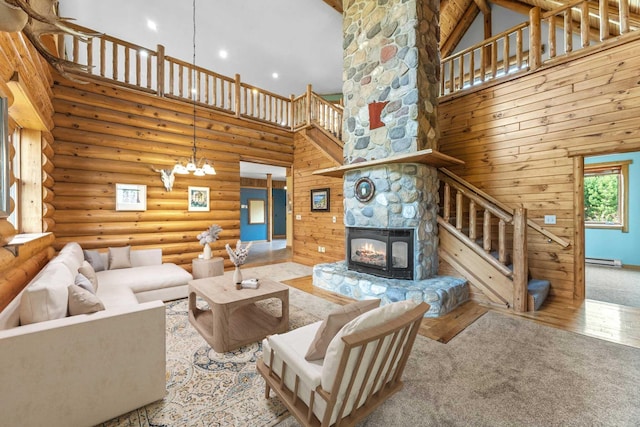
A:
[
  {"left": 291, "top": 132, "right": 344, "bottom": 265},
  {"left": 438, "top": 36, "right": 640, "bottom": 301},
  {"left": 51, "top": 79, "right": 293, "bottom": 271},
  {"left": 0, "top": 32, "right": 56, "bottom": 311}
]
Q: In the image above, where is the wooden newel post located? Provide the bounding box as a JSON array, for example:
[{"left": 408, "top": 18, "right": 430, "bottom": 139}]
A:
[
  {"left": 306, "top": 84, "right": 312, "bottom": 126},
  {"left": 156, "top": 44, "right": 165, "bottom": 97},
  {"left": 234, "top": 74, "right": 241, "bottom": 118},
  {"left": 512, "top": 206, "right": 528, "bottom": 312},
  {"left": 529, "top": 7, "right": 541, "bottom": 71}
]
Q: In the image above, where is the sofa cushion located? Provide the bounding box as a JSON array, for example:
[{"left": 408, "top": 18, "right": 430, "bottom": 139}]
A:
[
  {"left": 68, "top": 284, "right": 105, "bottom": 315},
  {"left": 321, "top": 300, "right": 418, "bottom": 391},
  {"left": 20, "top": 262, "right": 74, "bottom": 325},
  {"left": 49, "top": 242, "right": 85, "bottom": 274},
  {"left": 83, "top": 250, "right": 106, "bottom": 272},
  {"left": 96, "top": 264, "right": 192, "bottom": 295},
  {"left": 108, "top": 246, "right": 132, "bottom": 270},
  {"left": 96, "top": 283, "right": 138, "bottom": 309},
  {"left": 305, "top": 299, "right": 380, "bottom": 361},
  {"left": 78, "top": 261, "right": 99, "bottom": 292},
  {"left": 74, "top": 273, "right": 95, "bottom": 294}
]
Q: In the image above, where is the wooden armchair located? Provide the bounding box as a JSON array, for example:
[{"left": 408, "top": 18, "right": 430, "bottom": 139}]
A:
[{"left": 256, "top": 300, "right": 429, "bottom": 427}]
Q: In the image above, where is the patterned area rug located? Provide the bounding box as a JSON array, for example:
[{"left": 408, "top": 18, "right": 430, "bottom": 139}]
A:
[{"left": 102, "top": 297, "right": 320, "bottom": 427}]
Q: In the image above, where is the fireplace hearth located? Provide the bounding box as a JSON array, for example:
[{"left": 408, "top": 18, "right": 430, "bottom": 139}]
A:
[{"left": 347, "top": 227, "right": 414, "bottom": 279}]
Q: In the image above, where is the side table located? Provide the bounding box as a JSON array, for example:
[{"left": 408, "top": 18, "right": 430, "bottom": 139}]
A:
[{"left": 192, "top": 257, "right": 224, "bottom": 279}]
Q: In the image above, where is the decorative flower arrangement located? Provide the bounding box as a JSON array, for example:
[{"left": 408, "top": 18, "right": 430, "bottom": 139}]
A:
[
  {"left": 225, "top": 240, "right": 252, "bottom": 266},
  {"left": 197, "top": 224, "right": 222, "bottom": 246}
]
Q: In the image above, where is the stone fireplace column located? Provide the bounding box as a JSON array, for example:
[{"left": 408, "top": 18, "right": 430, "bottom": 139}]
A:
[{"left": 341, "top": 0, "right": 441, "bottom": 280}]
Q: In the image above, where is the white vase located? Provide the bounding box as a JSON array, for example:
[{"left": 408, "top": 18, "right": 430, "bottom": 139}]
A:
[
  {"left": 203, "top": 244, "right": 212, "bottom": 260},
  {"left": 233, "top": 266, "right": 242, "bottom": 284}
]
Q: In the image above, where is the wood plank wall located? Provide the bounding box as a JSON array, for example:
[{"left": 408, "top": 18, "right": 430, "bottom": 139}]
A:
[
  {"left": 438, "top": 37, "right": 640, "bottom": 302},
  {"left": 51, "top": 78, "right": 293, "bottom": 271},
  {"left": 292, "top": 132, "right": 345, "bottom": 265},
  {"left": 0, "top": 32, "right": 56, "bottom": 311}
]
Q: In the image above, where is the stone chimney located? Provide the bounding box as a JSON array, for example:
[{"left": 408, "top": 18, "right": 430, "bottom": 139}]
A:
[{"left": 341, "top": 0, "right": 441, "bottom": 280}]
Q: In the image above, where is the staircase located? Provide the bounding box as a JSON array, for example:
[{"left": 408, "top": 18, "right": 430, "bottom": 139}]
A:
[{"left": 437, "top": 168, "right": 566, "bottom": 311}]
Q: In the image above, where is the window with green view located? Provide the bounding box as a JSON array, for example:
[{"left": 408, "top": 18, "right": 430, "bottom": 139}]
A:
[{"left": 584, "top": 160, "right": 630, "bottom": 232}]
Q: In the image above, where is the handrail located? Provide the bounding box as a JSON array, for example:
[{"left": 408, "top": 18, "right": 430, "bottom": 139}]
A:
[
  {"left": 440, "top": 0, "right": 637, "bottom": 97},
  {"left": 440, "top": 168, "right": 570, "bottom": 248}
]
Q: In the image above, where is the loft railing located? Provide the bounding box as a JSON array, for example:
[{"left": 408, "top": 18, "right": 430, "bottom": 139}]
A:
[
  {"left": 441, "top": 0, "right": 638, "bottom": 96},
  {"left": 61, "top": 23, "right": 343, "bottom": 136}
]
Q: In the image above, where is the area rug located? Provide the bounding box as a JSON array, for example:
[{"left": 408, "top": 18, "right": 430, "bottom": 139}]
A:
[{"left": 102, "top": 262, "right": 640, "bottom": 427}]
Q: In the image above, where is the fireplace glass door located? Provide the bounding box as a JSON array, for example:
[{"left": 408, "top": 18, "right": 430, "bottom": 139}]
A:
[{"left": 347, "top": 227, "right": 413, "bottom": 279}]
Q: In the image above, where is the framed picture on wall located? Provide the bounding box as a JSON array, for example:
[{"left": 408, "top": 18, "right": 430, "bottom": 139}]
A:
[
  {"left": 310, "top": 188, "right": 330, "bottom": 212},
  {"left": 115, "top": 183, "right": 147, "bottom": 211},
  {"left": 188, "top": 186, "right": 210, "bottom": 211}
]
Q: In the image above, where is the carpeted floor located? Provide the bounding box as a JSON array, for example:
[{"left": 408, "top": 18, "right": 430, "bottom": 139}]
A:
[
  {"left": 586, "top": 265, "right": 640, "bottom": 308},
  {"left": 102, "top": 263, "right": 640, "bottom": 427}
]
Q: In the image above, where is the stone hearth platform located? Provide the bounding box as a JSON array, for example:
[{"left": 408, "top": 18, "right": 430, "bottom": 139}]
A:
[{"left": 313, "top": 262, "right": 469, "bottom": 318}]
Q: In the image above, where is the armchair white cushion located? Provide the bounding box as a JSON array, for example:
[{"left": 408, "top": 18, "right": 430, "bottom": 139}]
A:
[{"left": 258, "top": 300, "right": 429, "bottom": 427}]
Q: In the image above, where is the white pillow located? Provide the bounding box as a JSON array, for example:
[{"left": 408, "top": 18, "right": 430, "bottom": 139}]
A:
[
  {"left": 108, "top": 246, "right": 132, "bottom": 270},
  {"left": 321, "top": 300, "right": 418, "bottom": 392},
  {"left": 68, "top": 284, "right": 105, "bottom": 315}
]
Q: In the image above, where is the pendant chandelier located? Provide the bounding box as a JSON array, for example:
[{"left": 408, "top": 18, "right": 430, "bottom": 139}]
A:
[{"left": 174, "top": 0, "right": 215, "bottom": 177}]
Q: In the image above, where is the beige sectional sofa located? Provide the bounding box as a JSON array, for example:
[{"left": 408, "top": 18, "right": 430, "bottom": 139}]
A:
[{"left": 0, "top": 242, "right": 193, "bottom": 427}]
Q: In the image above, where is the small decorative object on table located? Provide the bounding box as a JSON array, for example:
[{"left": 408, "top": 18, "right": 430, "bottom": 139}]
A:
[
  {"left": 197, "top": 224, "right": 222, "bottom": 260},
  {"left": 241, "top": 278, "right": 260, "bottom": 289},
  {"left": 226, "top": 240, "right": 252, "bottom": 288}
]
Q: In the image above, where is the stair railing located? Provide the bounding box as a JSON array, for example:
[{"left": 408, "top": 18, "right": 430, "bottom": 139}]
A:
[
  {"left": 441, "top": 0, "right": 636, "bottom": 97},
  {"left": 439, "top": 172, "right": 529, "bottom": 311}
]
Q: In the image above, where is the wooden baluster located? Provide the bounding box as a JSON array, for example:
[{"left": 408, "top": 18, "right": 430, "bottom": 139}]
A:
[
  {"left": 234, "top": 74, "right": 241, "bottom": 117},
  {"left": 205, "top": 74, "right": 210, "bottom": 105},
  {"left": 440, "top": 63, "right": 445, "bottom": 95},
  {"left": 227, "top": 81, "right": 233, "bottom": 111},
  {"left": 564, "top": 10, "right": 573, "bottom": 53},
  {"left": 516, "top": 28, "right": 523, "bottom": 69},
  {"left": 86, "top": 38, "right": 93, "bottom": 74},
  {"left": 146, "top": 54, "right": 152, "bottom": 89},
  {"left": 168, "top": 61, "right": 174, "bottom": 96},
  {"left": 443, "top": 183, "right": 451, "bottom": 222},
  {"left": 491, "top": 41, "right": 497, "bottom": 78},
  {"left": 469, "top": 200, "right": 477, "bottom": 242},
  {"left": 112, "top": 42, "right": 118, "bottom": 80},
  {"left": 212, "top": 76, "right": 218, "bottom": 108},
  {"left": 458, "top": 53, "right": 464, "bottom": 89},
  {"left": 455, "top": 191, "right": 463, "bottom": 231},
  {"left": 619, "top": 0, "right": 630, "bottom": 34},
  {"left": 187, "top": 67, "right": 193, "bottom": 101},
  {"left": 135, "top": 50, "right": 141, "bottom": 86},
  {"left": 220, "top": 79, "right": 225, "bottom": 109},
  {"left": 449, "top": 59, "right": 455, "bottom": 92},
  {"left": 498, "top": 219, "right": 507, "bottom": 263},
  {"left": 73, "top": 36, "right": 79, "bottom": 63},
  {"left": 100, "top": 38, "right": 106, "bottom": 77},
  {"left": 157, "top": 45, "right": 165, "bottom": 96},
  {"left": 529, "top": 7, "right": 542, "bottom": 70},
  {"left": 480, "top": 46, "right": 486, "bottom": 82},
  {"left": 289, "top": 94, "right": 295, "bottom": 130},
  {"left": 503, "top": 35, "right": 509, "bottom": 74},
  {"left": 306, "top": 84, "right": 312, "bottom": 126},
  {"left": 580, "top": 2, "right": 590, "bottom": 48},
  {"left": 124, "top": 48, "right": 130, "bottom": 84},
  {"left": 178, "top": 65, "right": 183, "bottom": 97},
  {"left": 599, "top": 0, "right": 610, "bottom": 41},
  {"left": 548, "top": 15, "right": 556, "bottom": 59},
  {"left": 512, "top": 207, "right": 528, "bottom": 312},
  {"left": 197, "top": 71, "right": 202, "bottom": 103},
  {"left": 483, "top": 209, "right": 491, "bottom": 252},
  {"left": 469, "top": 50, "right": 475, "bottom": 86}
]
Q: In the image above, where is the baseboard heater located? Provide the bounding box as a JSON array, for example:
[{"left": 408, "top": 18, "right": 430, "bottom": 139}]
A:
[{"left": 585, "top": 257, "right": 622, "bottom": 267}]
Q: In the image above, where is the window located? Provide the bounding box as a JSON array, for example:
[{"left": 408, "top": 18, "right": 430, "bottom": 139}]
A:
[{"left": 584, "top": 160, "right": 631, "bottom": 232}]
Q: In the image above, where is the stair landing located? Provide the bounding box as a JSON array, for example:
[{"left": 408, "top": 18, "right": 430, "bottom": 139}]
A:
[{"left": 313, "top": 261, "right": 469, "bottom": 317}]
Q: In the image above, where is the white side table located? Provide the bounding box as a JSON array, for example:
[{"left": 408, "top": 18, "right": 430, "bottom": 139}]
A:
[{"left": 192, "top": 257, "right": 224, "bottom": 279}]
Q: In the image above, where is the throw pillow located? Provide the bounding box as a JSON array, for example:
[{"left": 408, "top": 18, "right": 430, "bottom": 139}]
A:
[
  {"left": 108, "top": 246, "right": 132, "bottom": 270},
  {"left": 74, "top": 273, "right": 95, "bottom": 294},
  {"left": 68, "top": 284, "right": 105, "bottom": 315},
  {"left": 83, "top": 250, "right": 105, "bottom": 272},
  {"left": 78, "top": 260, "right": 99, "bottom": 292},
  {"left": 305, "top": 299, "right": 381, "bottom": 361}
]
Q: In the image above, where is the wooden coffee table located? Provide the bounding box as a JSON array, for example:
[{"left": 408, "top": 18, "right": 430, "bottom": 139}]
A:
[{"left": 188, "top": 274, "right": 289, "bottom": 353}]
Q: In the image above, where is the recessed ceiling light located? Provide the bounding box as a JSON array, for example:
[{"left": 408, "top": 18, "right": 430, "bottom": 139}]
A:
[
  {"left": 147, "top": 19, "right": 157, "bottom": 31},
  {"left": 272, "top": 72, "right": 279, "bottom": 79},
  {"left": 219, "top": 50, "right": 228, "bottom": 59}
]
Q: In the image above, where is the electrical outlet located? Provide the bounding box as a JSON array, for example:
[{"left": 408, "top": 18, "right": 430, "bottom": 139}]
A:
[
  {"left": 295, "top": 214, "right": 301, "bottom": 220},
  {"left": 318, "top": 246, "right": 322, "bottom": 252},
  {"left": 544, "top": 215, "right": 556, "bottom": 225},
  {"left": 321, "top": 247, "right": 326, "bottom": 253},
  {"left": 332, "top": 216, "right": 337, "bottom": 223}
]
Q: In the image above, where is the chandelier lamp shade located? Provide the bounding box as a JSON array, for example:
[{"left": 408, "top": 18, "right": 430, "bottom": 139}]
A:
[{"left": 175, "top": 0, "right": 215, "bottom": 177}]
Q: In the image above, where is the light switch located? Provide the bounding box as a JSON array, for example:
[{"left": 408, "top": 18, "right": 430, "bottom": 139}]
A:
[{"left": 295, "top": 214, "right": 302, "bottom": 220}]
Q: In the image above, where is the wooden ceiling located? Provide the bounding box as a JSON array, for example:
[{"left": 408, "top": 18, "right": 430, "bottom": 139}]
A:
[{"left": 323, "top": 0, "right": 640, "bottom": 57}]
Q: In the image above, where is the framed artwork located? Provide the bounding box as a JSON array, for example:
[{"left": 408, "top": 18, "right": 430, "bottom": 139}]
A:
[
  {"left": 248, "top": 199, "right": 266, "bottom": 224},
  {"left": 310, "top": 188, "right": 330, "bottom": 212},
  {"left": 354, "top": 177, "right": 375, "bottom": 202},
  {"left": 188, "top": 186, "right": 210, "bottom": 211},
  {"left": 115, "top": 183, "right": 147, "bottom": 211}
]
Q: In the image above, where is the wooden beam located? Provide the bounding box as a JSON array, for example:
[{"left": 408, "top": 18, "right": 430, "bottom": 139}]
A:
[
  {"left": 322, "top": 0, "right": 342, "bottom": 13},
  {"left": 474, "top": 0, "right": 491, "bottom": 15},
  {"left": 489, "top": 0, "right": 531, "bottom": 16},
  {"left": 441, "top": 4, "right": 481, "bottom": 58}
]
